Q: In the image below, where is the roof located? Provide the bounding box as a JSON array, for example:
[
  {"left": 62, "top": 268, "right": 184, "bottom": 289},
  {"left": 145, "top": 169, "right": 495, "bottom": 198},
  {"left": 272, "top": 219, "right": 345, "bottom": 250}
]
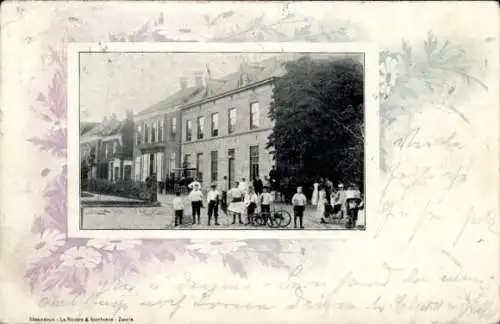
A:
[
  {"left": 80, "top": 122, "right": 99, "bottom": 135},
  {"left": 82, "top": 118, "right": 125, "bottom": 138},
  {"left": 135, "top": 86, "right": 204, "bottom": 117},
  {"left": 183, "top": 54, "right": 299, "bottom": 107},
  {"left": 136, "top": 53, "right": 354, "bottom": 116}
]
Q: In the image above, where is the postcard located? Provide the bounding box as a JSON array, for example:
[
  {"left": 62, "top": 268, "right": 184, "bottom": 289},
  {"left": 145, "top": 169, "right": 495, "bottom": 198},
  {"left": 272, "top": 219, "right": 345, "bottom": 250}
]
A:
[{"left": 0, "top": 1, "right": 498, "bottom": 324}]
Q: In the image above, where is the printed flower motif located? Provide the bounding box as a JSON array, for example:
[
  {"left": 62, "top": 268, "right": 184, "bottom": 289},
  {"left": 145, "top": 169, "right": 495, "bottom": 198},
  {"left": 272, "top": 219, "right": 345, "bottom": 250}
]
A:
[
  {"left": 186, "top": 240, "right": 246, "bottom": 255},
  {"left": 60, "top": 246, "right": 102, "bottom": 269},
  {"left": 87, "top": 239, "right": 142, "bottom": 251},
  {"left": 379, "top": 56, "right": 401, "bottom": 99},
  {"left": 29, "top": 229, "right": 66, "bottom": 262}
]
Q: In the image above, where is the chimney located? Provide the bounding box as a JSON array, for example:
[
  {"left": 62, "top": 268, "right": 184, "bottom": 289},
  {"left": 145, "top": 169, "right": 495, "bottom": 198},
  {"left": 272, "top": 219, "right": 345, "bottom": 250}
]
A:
[
  {"left": 102, "top": 116, "right": 108, "bottom": 122},
  {"left": 194, "top": 72, "right": 203, "bottom": 88},
  {"left": 111, "top": 113, "right": 117, "bottom": 120},
  {"left": 179, "top": 77, "right": 188, "bottom": 90}
]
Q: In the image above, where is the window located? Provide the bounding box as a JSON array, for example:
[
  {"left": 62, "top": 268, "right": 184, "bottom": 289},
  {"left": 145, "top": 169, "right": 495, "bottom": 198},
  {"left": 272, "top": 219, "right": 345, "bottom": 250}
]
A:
[
  {"left": 134, "top": 156, "right": 141, "bottom": 181},
  {"left": 171, "top": 117, "right": 177, "bottom": 138},
  {"left": 196, "top": 153, "right": 204, "bottom": 181},
  {"left": 228, "top": 149, "right": 235, "bottom": 186},
  {"left": 197, "top": 116, "right": 204, "bottom": 139},
  {"left": 151, "top": 122, "right": 156, "bottom": 143},
  {"left": 169, "top": 152, "right": 176, "bottom": 174},
  {"left": 211, "top": 113, "right": 219, "bottom": 137},
  {"left": 105, "top": 143, "right": 109, "bottom": 158},
  {"left": 136, "top": 125, "right": 142, "bottom": 145},
  {"left": 249, "top": 145, "right": 259, "bottom": 181},
  {"left": 144, "top": 123, "right": 149, "bottom": 143},
  {"left": 183, "top": 154, "right": 192, "bottom": 168},
  {"left": 228, "top": 108, "right": 236, "bottom": 134},
  {"left": 250, "top": 102, "right": 260, "bottom": 129},
  {"left": 113, "top": 142, "right": 118, "bottom": 154},
  {"left": 210, "top": 151, "right": 218, "bottom": 182},
  {"left": 157, "top": 120, "right": 163, "bottom": 142},
  {"left": 185, "top": 120, "right": 192, "bottom": 141},
  {"left": 155, "top": 152, "right": 164, "bottom": 180}
]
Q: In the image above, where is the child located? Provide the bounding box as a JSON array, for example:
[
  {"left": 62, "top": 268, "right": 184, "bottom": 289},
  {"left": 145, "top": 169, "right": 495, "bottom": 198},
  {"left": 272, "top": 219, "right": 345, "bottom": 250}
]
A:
[
  {"left": 260, "top": 186, "right": 273, "bottom": 216},
  {"left": 188, "top": 184, "right": 203, "bottom": 225},
  {"left": 207, "top": 184, "right": 220, "bottom": 226},
  {"left": 291, "top": 186, "right": 307, "bottom": 229},
  {"left": 173, "top": 191, "right": 184, "bottom": 227},
  {"left": 244, "top": 186, "right": 259, "bottom": 225}
]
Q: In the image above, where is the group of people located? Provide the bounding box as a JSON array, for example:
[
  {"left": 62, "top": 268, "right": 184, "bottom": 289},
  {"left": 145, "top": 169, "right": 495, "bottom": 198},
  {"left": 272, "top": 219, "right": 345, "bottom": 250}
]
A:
[
  {"left": 311, "top": 180, "right": 364, "bottom": 229},
  {"left": 171, "top": 173, "right": 364, "bottom": 229},
  {"left": 171, "top": 177, "right": 277, "bottom": 227}
]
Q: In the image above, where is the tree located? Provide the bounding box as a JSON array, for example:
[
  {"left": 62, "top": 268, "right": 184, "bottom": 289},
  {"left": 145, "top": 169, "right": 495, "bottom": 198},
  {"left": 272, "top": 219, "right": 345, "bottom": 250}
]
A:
[{"left": 267, "top": 56, "right": 364, "bottom": 187}]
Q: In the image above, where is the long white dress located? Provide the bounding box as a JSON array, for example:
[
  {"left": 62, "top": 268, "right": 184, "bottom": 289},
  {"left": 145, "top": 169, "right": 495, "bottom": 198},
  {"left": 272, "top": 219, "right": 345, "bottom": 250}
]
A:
[
  {"left": 228, "top": 188, "right": 245, "bottom": 215},
  {"left": 316, "top": 190, "right": 326, "bottom": 218},
  {"left": 311, "top": 183, "right": 319, "bottom": 205}
]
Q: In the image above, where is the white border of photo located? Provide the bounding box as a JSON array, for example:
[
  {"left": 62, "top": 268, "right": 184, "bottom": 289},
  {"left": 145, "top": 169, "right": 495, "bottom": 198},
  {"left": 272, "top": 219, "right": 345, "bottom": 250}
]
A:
[{"left": 67, "top": 42, "right": 379, "bottom": 239}]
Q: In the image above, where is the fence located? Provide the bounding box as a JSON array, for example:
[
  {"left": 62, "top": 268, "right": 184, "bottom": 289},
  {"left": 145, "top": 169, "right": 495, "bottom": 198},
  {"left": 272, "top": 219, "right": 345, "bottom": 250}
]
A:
[{"left": 85, "top": 178, "right": 156, "bottom": 201}]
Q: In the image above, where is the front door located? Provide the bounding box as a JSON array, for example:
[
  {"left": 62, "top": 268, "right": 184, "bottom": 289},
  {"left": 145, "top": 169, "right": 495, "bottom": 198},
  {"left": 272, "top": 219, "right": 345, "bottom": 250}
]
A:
[
  {"left": 228, "top": 149, "right": 235, "bottom": 188},
  {"left": 149, "top": 153, "right": 154, "bottom": 176}
]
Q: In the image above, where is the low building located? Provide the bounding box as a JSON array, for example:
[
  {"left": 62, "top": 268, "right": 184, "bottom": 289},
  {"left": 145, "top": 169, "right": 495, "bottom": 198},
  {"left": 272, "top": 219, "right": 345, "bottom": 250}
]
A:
[{"left": 80, "top": 112, "right": 135, "bottom": 181}]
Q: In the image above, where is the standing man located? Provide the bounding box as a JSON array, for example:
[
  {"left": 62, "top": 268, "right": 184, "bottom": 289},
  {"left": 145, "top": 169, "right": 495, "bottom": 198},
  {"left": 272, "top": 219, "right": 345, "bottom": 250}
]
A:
[
  {"left": 253, "top": 176, "right": 263, "bottom": 196},
  {"left": 188, "top": 183, "right": 203, "bottom": 225},
  {"left": 206, "top": 184, "right": 220, "bottom": 226},
  {"left": 345, "top": 185, "right": 362, "bottom": 229},
  {"left": 291, "top": 186, "right": 307, "bottom": 229},
  {"left": 220, "top": 175, "right": 229, "bottom": 215},
  {"left": 336, "top": 183, "right": 347, "bottom": 219}
]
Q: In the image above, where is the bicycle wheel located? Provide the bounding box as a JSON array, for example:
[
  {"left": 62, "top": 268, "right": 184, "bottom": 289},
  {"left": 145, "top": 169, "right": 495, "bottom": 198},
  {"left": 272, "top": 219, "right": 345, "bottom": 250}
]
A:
[
  {"left": 275, "top": 209, "right": 292, "bottom": 228},
  {"left": 267, "top": 212, "right": 281, "bottom": 228},
  {"left": 252, "top": 214, "right": 265, "bottom": 226}
]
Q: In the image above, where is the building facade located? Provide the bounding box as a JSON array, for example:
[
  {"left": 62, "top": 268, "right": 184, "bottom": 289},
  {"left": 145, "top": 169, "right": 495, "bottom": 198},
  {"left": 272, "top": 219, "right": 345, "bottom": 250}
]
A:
[
  {"left": 133, "top": 82, "right": 203, "bottom": 184},
  {"left": 132, "top": 55, "right": 303, "bottom": 189},
  {"left": 181, "top": 80, "right": 275, "bottom": 189},
  {"left": 80, "top": 112, "right": 135, "bottom": 182}
]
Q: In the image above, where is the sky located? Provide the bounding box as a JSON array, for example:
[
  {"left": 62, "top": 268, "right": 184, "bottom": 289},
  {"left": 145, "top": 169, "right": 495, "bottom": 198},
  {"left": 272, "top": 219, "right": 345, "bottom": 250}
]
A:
[
  {"left": 79, "top": 52, "right": 285, "bottom": 122},
  {"left": 79, "top": 52, "right": 363, "bottom": 122}
]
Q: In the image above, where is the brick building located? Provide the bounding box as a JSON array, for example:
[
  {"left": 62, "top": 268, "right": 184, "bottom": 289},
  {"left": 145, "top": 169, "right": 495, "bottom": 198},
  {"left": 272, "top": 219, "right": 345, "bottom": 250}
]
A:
[
  {"left": 133, "top": 79, "right": 204, "bottom": 184},
  {"left": 180, "top": 55, "right": 298, "bottom": 189},
  {"left": 80, "top": 112, "right": 135, "bottom": 181}
]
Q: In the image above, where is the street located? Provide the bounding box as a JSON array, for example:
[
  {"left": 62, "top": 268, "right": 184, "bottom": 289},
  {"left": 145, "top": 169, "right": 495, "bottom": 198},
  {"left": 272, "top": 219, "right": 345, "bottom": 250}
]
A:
[{"left": 81, "top": 193, "right": 356, "bottom": 230}]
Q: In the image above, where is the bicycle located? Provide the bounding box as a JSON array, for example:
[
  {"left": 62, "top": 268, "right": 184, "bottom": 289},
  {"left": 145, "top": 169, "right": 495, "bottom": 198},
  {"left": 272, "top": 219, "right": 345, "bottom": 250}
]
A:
[{"left": 250, "top": 208, "right": 292, "bottom": 228}]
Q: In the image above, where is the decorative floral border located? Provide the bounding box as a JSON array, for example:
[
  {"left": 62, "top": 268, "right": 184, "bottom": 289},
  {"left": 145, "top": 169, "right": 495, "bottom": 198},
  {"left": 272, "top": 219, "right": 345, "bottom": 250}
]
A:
[{"left": 24, "top": 10, "right": 489, "bottom": 295}]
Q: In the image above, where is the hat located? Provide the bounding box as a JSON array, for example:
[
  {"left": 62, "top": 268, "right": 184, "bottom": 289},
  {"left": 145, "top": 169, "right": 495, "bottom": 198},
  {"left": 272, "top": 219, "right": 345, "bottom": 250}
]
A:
[
  {"left": 210, "top": 183, "right": 217, "bottom": 188},
  {"left": 338, "top": 183, "right": 344, "bottom": 188}
]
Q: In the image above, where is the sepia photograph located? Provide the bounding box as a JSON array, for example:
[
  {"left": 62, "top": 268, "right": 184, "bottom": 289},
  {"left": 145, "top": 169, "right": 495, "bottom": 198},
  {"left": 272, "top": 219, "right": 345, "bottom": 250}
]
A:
[{"left": 74, "top": 44, "right": 369, "bottom": 233}]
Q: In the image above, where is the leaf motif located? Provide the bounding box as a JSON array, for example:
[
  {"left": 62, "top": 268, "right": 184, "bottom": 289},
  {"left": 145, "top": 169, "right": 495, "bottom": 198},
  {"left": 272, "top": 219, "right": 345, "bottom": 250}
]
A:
[
  {"left": 222, "top": 254, "right": 247, "bottom": 277},
  {"left": 41, "top": 168, "right": 51, "bottom": 177},
  {"left": 137, "top": 21, "right": 150, "bottom": 36},
  {"left": 151, "top": 31, "right": 174, "bottom": 42},
  {"left": 221, "top": 11, "right": 234, "bottom": 19},
  {"left": 28, "top": 128, "right": 67, "bottom": 157},
  {"left": 37, "top": 92, "right": 46, "bottom": 102},
  {"left": 203, "top": 15, "right": 211, "bottom": 25}
]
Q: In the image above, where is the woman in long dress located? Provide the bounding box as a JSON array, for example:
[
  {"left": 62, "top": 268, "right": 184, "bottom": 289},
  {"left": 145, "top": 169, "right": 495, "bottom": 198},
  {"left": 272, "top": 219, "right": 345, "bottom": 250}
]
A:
[
  {"left": 316, "top": 185, "right": 327, "bottom": 222},
  {"left": 228, "top": 182, "right": 244, "bottom": 224},
  {"left": 311, "top": 182, "right": 319, "bottom": 206}
]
